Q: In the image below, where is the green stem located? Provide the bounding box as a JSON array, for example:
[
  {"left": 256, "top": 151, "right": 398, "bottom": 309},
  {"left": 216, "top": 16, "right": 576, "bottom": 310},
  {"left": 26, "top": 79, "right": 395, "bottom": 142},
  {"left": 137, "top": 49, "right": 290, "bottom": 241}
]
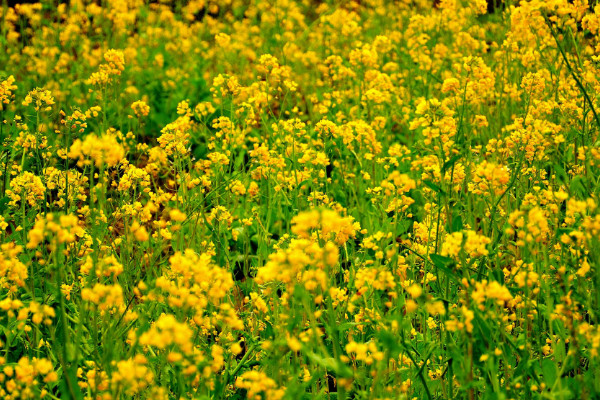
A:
[{"left": 545, "top": 16, "right": 600, "bottom": 131}]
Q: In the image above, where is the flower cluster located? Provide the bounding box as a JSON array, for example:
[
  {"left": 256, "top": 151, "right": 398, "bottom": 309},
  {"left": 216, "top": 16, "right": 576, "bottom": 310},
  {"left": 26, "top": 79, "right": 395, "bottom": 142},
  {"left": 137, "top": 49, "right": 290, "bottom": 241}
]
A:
[{"left": 0, "top": 0, "right": 599, "bottom": 399}]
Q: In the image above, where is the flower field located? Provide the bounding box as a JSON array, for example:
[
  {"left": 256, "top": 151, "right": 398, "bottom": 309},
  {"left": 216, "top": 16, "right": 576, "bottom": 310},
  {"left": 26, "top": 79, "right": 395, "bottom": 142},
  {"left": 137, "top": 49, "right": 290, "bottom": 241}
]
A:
[{"left": 1, "top": 0, "right": 600, "bottom": 398}]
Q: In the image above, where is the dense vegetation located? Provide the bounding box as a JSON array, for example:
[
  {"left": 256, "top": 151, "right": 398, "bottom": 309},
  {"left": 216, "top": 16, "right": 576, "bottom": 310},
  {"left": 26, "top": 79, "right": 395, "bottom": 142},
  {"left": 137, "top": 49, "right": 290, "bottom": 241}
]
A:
[{"left": 1, "top": 0, "right": 600, "bottom": 399}]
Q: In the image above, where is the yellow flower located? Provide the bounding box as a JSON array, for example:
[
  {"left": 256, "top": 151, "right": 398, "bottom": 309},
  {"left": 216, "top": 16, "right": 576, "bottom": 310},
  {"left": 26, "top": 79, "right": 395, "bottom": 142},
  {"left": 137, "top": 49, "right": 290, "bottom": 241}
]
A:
[
  {"left": 68, "top": 131, "right": 125, "bottom": 167},
  {"left": 138, "top": 314, "right": 194, "bottom": 354},
  {"left": 111, "top": 356, "right": 154, "bottom": 395},
  {"left": 291, "top": 208, "right": 360, "bottom": 245},
  {"left": 231, "top": 342, "right": 243, "bottom": 355},
  {"left": 7, "top": 172, "right": 45, "bottom": 208},
  {"left": 22, "top": 88, "right": 54, "bottom": 111},
  {"left": 169, "top": 209, "right": 186, "bottom": 222},
  {"left": 406, "top": 283, "right": 423, "bottom": 299},
  {"left": 0, "top": 75, "right": 17, "bottom": 110},
  {"left": 468, "top": 161, "right": 510, "bottom": 196},
  {"left": 88, "top": 49, "right": 125, "bottom": 86},
  {"left": 235, "top": 370, "right": 285, "bottom": 400},
  {"left": 286, "top": 335, "right": 302, "bottom": 352},
  {"left": 441, "top": 230, "right": 491, "bottom": 259},
  {"left": 131, "top": 100, "right": 150, "bottom": 117},
  {"left": 0, "top": 243, "right": 28, "bottom": 291},
  {"left": 157, "top": 116, "right": 192, "bottom": 156}
]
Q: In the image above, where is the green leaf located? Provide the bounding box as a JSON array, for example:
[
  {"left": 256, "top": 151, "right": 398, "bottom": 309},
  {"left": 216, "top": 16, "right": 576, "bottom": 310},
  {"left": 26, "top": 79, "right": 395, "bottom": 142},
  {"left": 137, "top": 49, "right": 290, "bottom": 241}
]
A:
[
  {"left": 553, "top": 163, "right": 568, "bottom": 184},
  {"left": 553, "top": 337, "right": 566, "bottom": 362},
  {"left": 473, "top": 311, "right": 492, "bottom": 341},
  {"left": 58, "top": 365, "right": 84, "bottom": 400},
  {"left": 0, "top": 197, "right": 9, "bottom": 214},
  {"left": 542, "top": 358, "right": 557, "bottom": 386},
  {"left": 451, "top": 214, "right": 463, "bottom": 233},
  {"left": 570, "top": 175, "right": 589, "bottom": 198},
  {"left": 306, "top": 352, "right": 353, "bottom": 379},
  {"left": 337, "top": 322, "right": 358, "bottom": 333},
  {"left": 442, "top": 154, "right": 462, "bottom": 173},
  {"left": 395, "top": 219, "right": 413, "bottom": 235},
  {"left": 422, "top": 179, "right": 446, "bottom": 195},
  {"left": 376, "top": 330, "right": 401, "bottom": 357},
  {"left": 430, "top": 254, "right": 453, "bottom": 266},
  {"left": 430, "top": 254, "right": 459, "bottom": 282},
  {"left": 556, "top": 227, "right": 573, "bottom": 239}
]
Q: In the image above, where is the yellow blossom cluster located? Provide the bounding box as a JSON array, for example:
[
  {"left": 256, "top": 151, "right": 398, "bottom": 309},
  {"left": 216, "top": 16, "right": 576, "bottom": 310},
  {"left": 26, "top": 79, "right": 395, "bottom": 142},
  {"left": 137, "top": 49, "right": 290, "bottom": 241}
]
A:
[{"left": 0, "top": 0, "right": 599, "bottom": 398}]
